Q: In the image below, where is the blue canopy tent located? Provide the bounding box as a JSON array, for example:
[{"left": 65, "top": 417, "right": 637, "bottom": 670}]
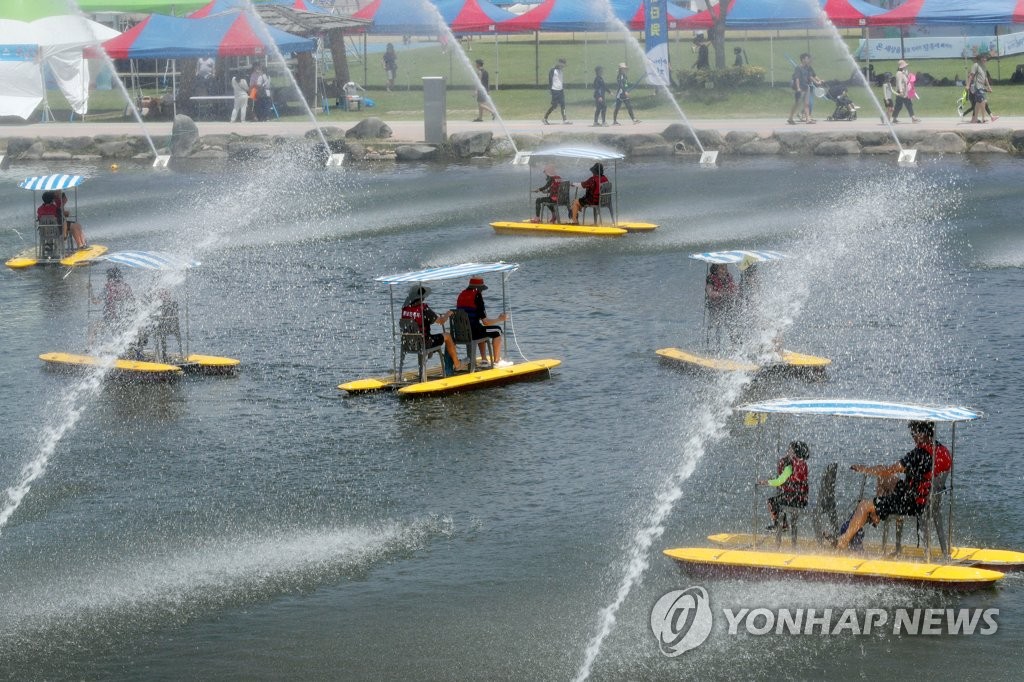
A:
[{"left": 353, "top": 0, "right": 516, "bottom": 35}]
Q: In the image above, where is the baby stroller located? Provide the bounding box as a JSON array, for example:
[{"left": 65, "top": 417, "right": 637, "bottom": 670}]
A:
[{"left": 825, "top": 84, "right": 858, "bottom": 121}]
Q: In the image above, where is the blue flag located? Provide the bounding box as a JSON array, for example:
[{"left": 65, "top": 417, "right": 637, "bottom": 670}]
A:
[{"left": 644, "top": 0, "right": 670, "bottom": 86}]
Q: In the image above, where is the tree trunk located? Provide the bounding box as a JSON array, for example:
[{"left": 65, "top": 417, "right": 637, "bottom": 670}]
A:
[
  {"left": 327, "top": 29, "right": 351, "bottom": 87},
  {"left": 700, "top": 0, "right": 729, "bottom": 70},
  {"left": 296, "top": 51, "right": 315, "bottom": 105}
]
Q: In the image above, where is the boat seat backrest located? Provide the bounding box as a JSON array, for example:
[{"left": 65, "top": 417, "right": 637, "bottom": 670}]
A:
[
  {"left": 556, "top": 180, "right": 571, "bottom": 207},
  {"left": 449, "top": 308, "right": 491, "bottom": 372},
  {"left": 398, "top": 317, "right": 444, "bottom": 382}
]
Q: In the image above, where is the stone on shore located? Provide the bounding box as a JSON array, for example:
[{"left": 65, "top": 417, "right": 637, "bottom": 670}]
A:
[
  {"left": 813, "top": 140, "right": 861, "bottom": 156},
  {"left": 170, "top": 114, "right": 200, "bottom": 157},
  {"left": 449, "top": 130, "right": 493, "bottom": 158},
  {"left": 346, "top": 117, "right": 392, "bottom": 139},
  {"left": 395, "top": 144, "right": 438, "bottom": 161}
]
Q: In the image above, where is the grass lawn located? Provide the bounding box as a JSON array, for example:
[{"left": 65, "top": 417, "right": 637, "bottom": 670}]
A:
[{"left": 47, "top": 32, "right": 1024, "bottom": 124}]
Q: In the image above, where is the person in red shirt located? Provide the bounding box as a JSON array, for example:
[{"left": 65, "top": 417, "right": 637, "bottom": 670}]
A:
[
  {"left": 37, "top": 191, "right": 60, "bottom": 221},
  {"left": 46, "top": 191, "right": 88, "bottom": 249},
  {"left": 570, "top": 162, "right": 608, "bottom": 225},
  {"left": 532, "top": 164, "right": 561, "bottom": 223}
]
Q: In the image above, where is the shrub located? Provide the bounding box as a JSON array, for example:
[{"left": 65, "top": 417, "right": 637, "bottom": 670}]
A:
[{"left": 676, "top": 65, "right": 767, "bottom": 89}]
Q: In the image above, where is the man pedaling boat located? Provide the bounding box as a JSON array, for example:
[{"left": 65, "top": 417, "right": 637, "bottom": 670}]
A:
[{"left": 833, "top": 420, "right": 951, "bottom": 549}]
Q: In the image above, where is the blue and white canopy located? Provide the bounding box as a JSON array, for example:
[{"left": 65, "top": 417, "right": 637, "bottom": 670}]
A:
[
  {"left": 99, "top": 251, "right": 200, "bottom": 271},
  {"left": 738, "top": 398, "right": 981, "bottom": 423},
  {"left": 376, "top": 262, "right": 518, "bottom": 285},
  {"left": 690, "top": 250, "right": 787, "bottom": 265},
  {"left": 19, "top": 174, "right": 85, "bottom": 191},
  {"left": 513, "top": 147, "right": 624, "bottom": 166}
]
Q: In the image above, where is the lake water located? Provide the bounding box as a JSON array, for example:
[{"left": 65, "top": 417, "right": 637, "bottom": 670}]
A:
[{"left": 1, "top": 154, "right": 1022, "bottom": 679}]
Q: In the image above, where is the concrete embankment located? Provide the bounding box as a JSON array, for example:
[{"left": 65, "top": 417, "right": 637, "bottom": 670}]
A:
[{"left": 2, "top": 115, "right": 1023, "bottom": 166}]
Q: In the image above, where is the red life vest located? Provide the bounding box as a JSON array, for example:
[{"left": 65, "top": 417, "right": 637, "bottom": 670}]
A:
[
  {"left": 780, "top": 456, "right": 808, "bottom": 501},
  {"left": 401, "top": 303, "right": 426, "bottom": 334},
  {"left": 456, "top": 288, "right": 478, "bottom": 315},
  {"left": 913, "top": 441, "right": 951, "bottom": 505},
  {"left": 548, "top": 176, "right": 561, "bottom": 201}
]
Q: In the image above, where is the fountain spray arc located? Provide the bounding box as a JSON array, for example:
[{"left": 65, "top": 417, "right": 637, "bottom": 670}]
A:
[
  {"left": 238, "top": 0, "right": 344, "bottom": 166},
  {"left": 412, "top": 0, "right": 518, "bottom": 155},
  {"left": 805, "top": 0, "right": 916, "bottom": 165},
  {"left": 596, "top": 0, "right": 717, "bottom": 166},
  {"left": 61, "top": 0, "right": 168, "bottom": 167}
]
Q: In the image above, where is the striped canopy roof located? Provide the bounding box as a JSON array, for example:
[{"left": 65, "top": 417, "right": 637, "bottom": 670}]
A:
[
  {"left": 689, "top": 250, "right": 786, "bottom": 264},
  {"left": 19, "top": 174, "right": 85, "bottom": 191},
  {"left": 376, "top": 262, "right": 518, "bottom": 284},
  {"left": 100, "top": 251, "right": 200, "bottom": 270},
  {"left": 738, "top": 398, "right": 981, "bottom": 422},
  {"left": 519, "top": 147, "right": 625, "bottom": 162}
]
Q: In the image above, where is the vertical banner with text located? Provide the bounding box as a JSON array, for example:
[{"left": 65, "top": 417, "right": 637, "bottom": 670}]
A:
[{"left": 644, "top": 0, "right": 671, "bottom": 86}]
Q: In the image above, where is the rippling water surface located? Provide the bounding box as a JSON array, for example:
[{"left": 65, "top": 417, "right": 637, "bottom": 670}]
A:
[{"left": 1, "top": 155, "right": 1022, "bottom": 679}]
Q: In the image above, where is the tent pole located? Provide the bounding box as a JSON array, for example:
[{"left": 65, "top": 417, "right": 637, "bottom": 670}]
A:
[
  {"left": 535, "top": 31, "right": 539, "bottom": 86},
  {"left": 363, "top": 33, "right": 367, "bottom": 87},
  {"left": 494, "top": 32, "right": 499, "bottom": 90}
]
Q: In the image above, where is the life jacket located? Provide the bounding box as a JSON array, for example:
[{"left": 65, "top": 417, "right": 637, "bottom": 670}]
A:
[
  {"left": 780, "top": 456, "right": 809, "bottom": 502},
  {"left": 705, "top": 271, "right": 736, "bottom": 309},
  {"left": 456, "top": 288, "right": 479, "bottom": 318},
  {"left": 37, "top": 203, "right": 59, "bottom": 219},
  {"left": 548, "top": 175, "right": 561, "bottom": 201},
  {"left": 401, "top": 303, "right": 426, "bottom": 334},
  {"left": 913, "top": 441, "right": 951, "bottom": 504}
]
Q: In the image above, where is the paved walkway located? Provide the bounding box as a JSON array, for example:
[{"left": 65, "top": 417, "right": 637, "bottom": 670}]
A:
[{"left": 3, "top": 115, "right": 1020, "bottom": 143}]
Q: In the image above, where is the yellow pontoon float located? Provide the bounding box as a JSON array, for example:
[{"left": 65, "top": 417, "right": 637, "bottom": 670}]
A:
[
  {"left": 664, "top": 399, "right": 1022, "bottom": 590},
  {"left": 657, "top": 250, "right": 830, "bottom": 375},
  {"left": 5, "top": 174, "right": 107, "bottom": 269},
  {"left": 339, "top": 262, "right": 560, "bottom": 397},
  {"left": 490, "top": 147, "right": 658, "bottom": 237},
  {"left": 40, "top": 251, "right": 240, "bottom": 379}
]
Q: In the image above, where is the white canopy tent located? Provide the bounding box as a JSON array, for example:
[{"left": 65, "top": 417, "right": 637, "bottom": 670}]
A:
[{"left": 0, "top": 16, "right": 119, "bottom": 120}]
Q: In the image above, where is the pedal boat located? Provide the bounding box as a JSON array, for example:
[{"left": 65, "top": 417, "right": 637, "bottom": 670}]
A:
[
  {"left": 491, "top": 147, "right": 657, "bottom": 237},
  {"left": 658, "top": 250, "right": 830, "bottom": 375},
  {"left": 339, "top": 262, "right": 561, "bottom": 397},
  {"left": 39, "top": 251, "right": 240, "bottom": 379},
  {"left": 5, "top": 174, "right": 107, "bottom": 269},
  {"left": 664, "top": 399, "right": 1016, "bottom": 590}
]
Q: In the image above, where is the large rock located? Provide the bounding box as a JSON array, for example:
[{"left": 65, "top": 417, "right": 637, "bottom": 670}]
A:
[
  {"left": 1009, "top": 129, "right": 1024, "bottom": 152},
  {"left": 449, "top": 130, "right": 492, "bottom": 157},
  {"left": 914, "top": 132, "right": 966, "bottom": 154},
  {"left": 629, "top": 142, "right": 674, "bottom": 157},
  {"left": 856, "top": 131, "right": 894, "bottom": 147},
  {"left": 724, "top": 130, "right": 758, "bottom": 147},
  {"left": 486, "top": 137, "right": 516, "bottom": 158},
  {"left": 660, "top": 123, "right": 692, "bottom": 141},
  {"left": 969, "top": 141, "right": 1009, "bottom": 153},
  {"left": 395, "top": 144, "right": 438, "bottom": 161},
  {"left": 4, "top": 136, "right": 34, "bottom": 159},
  {"left": 346, "top": 117, "right": 392, "bottom": 139},
  {"left": 63, "top": 136, "right": 95, "bottom": 153},
  {"left": 170, "top": 114, "right": 200, "bottom": 157},
  {"left": 97, "top": 140, "right": 134, "bottom": 158},
  {"left": 774, "top": 130, "right": 815, "bottom": 154},
  {"left": 737, "top": 139, "right": 782, "bottom": 155},
  {"left": 813, "top": 140, "right": 861, "bottom": 156}
]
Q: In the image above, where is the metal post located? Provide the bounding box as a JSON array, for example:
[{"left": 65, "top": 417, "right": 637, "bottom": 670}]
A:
[
  {"left": 947, "top": 422, "right": 956, "bottom": 560},
  {"left": 389, "top": 285, "right": 398, "bottom": 377},
  {"left": 422, "top": 76, "right": 447, "bottom": 144},
  {"left": 612, "top": 160, "right": 619, "bottom": 227}
]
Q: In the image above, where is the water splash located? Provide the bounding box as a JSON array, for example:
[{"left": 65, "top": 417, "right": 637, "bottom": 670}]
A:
[
  {"left": 411, "top": 0, "right": 518, "bottom": 154},
  {"left": 238, "top": 0, "right": 333, "bottom": 153},
  {"left": 572, "top": 168, "right": 961, "bottom": 679},
  {"left": 594, "top": 0, "right": 705, "bottom": 154},
  {"left": 804, "top": 0, "right": 904, "bottom": 150},
  {"left": 62, "top": 0, "right": 160, "bottom": 158}
]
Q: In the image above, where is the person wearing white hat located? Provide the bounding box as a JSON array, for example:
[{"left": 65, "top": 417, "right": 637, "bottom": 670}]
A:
[
  {"left": 532, "top": 164, "right": 562, "bottom": 223},
  {"left": 613, "top": 63, "right": 640, "bottom": 125},
  {"left": 891, "top": 59, "right": 920, "bottom": 123},
  {"left": 968, "top": 53, "right": 993, "bottom": 123}
]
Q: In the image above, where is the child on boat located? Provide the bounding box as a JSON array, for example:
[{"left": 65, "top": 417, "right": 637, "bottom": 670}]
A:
[
  {"left": 759, "top": 441, "right": 811, "bottom": 530},
  {"left": 38, "top": 191, "right": 88, "bottom": 249},
  {"left": 532, "top": 164, "right": 561, "bottom": 223}
]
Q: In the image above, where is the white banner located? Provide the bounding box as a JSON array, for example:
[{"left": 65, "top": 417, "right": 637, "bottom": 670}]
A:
[{"left": 855, "top": 32, "right": 1022, "bottom": 60}]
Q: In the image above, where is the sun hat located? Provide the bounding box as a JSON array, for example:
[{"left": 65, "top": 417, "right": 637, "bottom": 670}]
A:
[
  {"left": 468, "top": 277, "right": 488, "bottom": 290},
  {"left": 618, "top": 62, "right": 628, "bottom": 69},
  {"left": 897, "top": 59, "right": 908, "bottom": 69},
  {"left": 542, "top": 164, "right": 556, "bottom": 175},
  {"left": 404, "top": 285, "right": 431, "bottom": 305}
]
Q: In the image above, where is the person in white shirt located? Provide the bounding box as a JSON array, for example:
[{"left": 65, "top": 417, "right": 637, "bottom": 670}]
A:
[{"left": 542, "top": 58, "right": 570, "bottom": 125}]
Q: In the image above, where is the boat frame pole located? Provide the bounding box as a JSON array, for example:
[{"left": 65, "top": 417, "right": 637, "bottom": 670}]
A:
[{"left": 947, "top": 421, "right": 957, "bottom": 561}]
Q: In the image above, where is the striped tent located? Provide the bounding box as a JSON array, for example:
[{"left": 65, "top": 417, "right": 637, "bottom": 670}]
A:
[
  {"left": 737, "top": 398, "right": 981, "bottom": 422},
  {"left": 354, "top": 0, "right": 516, "bottom": 35}
]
